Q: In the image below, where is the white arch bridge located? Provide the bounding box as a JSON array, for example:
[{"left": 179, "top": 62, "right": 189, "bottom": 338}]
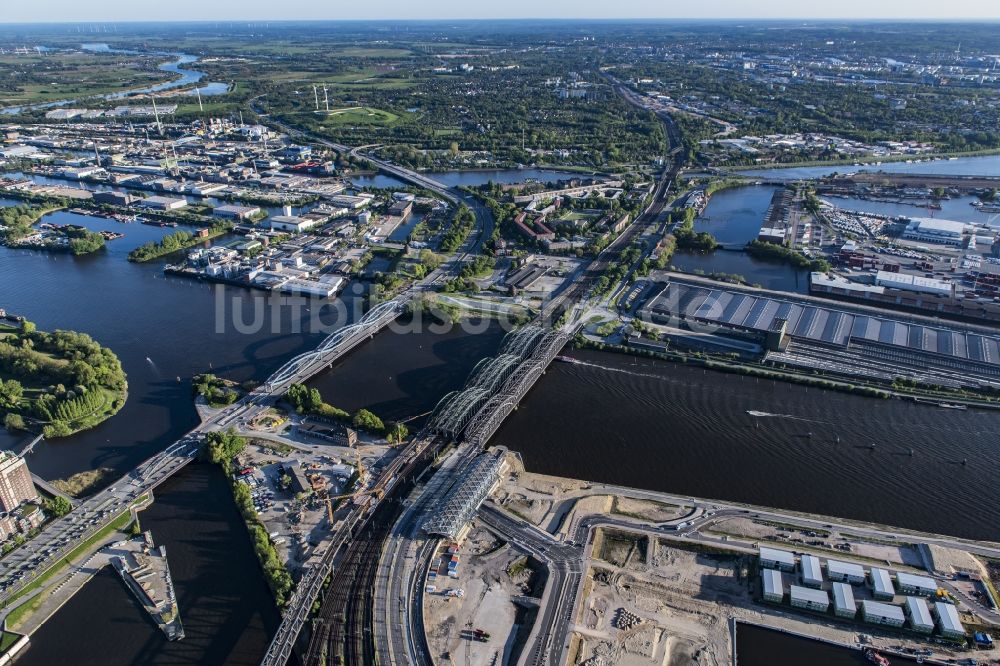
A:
[{"left": 264, "top": 298, "right": 407, "bottom": 393}]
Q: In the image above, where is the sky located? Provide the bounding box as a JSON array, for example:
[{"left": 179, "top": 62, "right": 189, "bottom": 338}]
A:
[{"left": 1, "top": 0, "right": 999, "bottom": 23}]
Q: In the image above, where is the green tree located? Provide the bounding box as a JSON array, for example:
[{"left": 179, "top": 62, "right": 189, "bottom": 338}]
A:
[
  {"left": 0, "top": 379, "right": 23, "bottom": 408},
  {"left": 386, "top": 421, "right": 409, "bottom": 444},
  {"left": 43, "top": 496, "right": 73, "bottom": 517},
  {"left": 3, "top": 413, "right": 25, "bottom": 432},
  {"left": 352, "top": 409, "right": 385, "bottom": 433}
]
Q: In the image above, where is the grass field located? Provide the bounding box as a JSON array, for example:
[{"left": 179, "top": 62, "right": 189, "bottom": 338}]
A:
[
  {"left": 0, "top": 53, "right": 169, "bottom": 106},
  {"left": 330, "top": 47, "right": 414, "bottom": 58},
  {"left": 322, "top": 106, "right": 400, "bottom": 126},
  {"left": 0, "top": 631, "right": 21, "bottom": 653}
]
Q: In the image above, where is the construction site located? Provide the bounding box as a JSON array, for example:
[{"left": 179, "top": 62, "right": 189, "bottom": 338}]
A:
[{"left": 414, "top": 456, "right": 1000, "bottom": 666}]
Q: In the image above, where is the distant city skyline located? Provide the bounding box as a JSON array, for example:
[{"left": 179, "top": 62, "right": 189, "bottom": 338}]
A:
[{"left": 2, "top": 0, "right": 999, "bottom": 23}]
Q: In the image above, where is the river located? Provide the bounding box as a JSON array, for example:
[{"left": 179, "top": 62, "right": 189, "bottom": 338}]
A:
[
  {"left": 0, "top": 44, "right": 227, "bottom": 116},
  {"left": 736, "top": 153, "right": 1000, "bottom": 180},
  {"left": 0, "top": 207, "right": 332, "bottom": 480},
  {"left": 491, "top": 348, "right": 1000, "bottom": 541},
  {"left": 0, "top": 203, "right": 508, "bottom": 663},
  {"left": 306, "top": 318, "right": 507, "bottom": 426}
]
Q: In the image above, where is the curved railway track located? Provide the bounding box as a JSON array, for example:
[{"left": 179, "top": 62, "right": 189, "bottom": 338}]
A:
[{"left": 303, "top": 442, "right": 440, "bottom": 666}]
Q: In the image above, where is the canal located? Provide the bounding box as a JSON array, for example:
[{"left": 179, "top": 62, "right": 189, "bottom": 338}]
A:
[
  {"left": 736, "top": 624, "right": 918, "bottom": 665},
  {"left": 15, "top": 464, "right": 280, "bottom": 666},
  {"left": 670, "top": 184, "right": 809, "bottom": 292}
]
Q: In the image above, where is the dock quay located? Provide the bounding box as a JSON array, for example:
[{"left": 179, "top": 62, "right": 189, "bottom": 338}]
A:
[{"left": 109, "top": 531, "right": 184, "bottom": 641}]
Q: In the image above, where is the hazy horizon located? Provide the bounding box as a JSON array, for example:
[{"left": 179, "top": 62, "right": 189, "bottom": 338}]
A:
[{"left": 2, "top": 0, "right": 999, "bottom": 24}]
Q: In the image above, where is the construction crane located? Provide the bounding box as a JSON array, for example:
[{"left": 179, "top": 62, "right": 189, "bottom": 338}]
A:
[{"left": 322, "top": 450, "right": 368, "bottom": 526}]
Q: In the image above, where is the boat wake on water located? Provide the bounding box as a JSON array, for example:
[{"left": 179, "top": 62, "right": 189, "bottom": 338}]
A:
[
  {"left": 746, "top": 410, "right": 819, "bottom": 422},
  {"left": 556, "top": 355, "right": 678, "bottom": 382}
]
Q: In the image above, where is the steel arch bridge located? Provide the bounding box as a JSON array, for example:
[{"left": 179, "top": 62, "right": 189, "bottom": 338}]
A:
[
  {"left": 499, "top": 325, "right": 545, "bottom": 358},
  {"left": 264, "top": 298, "right": 405, "bottom": 392},
  {"left": 428, "top": 386, "right": 493, "bottom": 438},
  {"left": 466, "top": 353, "right": 522, "bottom": 393}
]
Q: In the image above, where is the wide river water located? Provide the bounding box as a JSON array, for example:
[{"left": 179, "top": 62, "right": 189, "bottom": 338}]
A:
[
  {"left": 491, "top": 348, "right": 1000, "bottom": 541},
  {"left": 736, "top": 153, "right": 1000, "bottom": 180},
  {"left": 0, "top": 205, "right": 510, "bottom": 662}
]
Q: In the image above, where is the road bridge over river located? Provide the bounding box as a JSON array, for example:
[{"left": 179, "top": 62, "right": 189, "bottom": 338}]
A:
[{"left": 0, "top": 292, "right": 411, "bottom": 610}]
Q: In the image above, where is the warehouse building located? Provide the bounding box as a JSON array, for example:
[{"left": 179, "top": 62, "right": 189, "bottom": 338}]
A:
[
  {"left": 789, "top": 585, "right": 829, "bottom": 612},
  {"left": 641, "top": 279, "right": 1000, "bottom": 386},
  {"left": 269, "top": 215, "right": 320, "bottom": 233},
  {"left": 826, "top": 559, "right": 865, "bottom": 584},
  {"left": 933, "top": 602, "right": 965, "bottom": 639},
  {"left": 800, "top": 554, "right": 823, "bottom": 588},
  {"left": 902, "top": 217, "right": 967, "bottom": 246},
  {"left": 139, "top": 195, "right": 188, "bottom": 211},
  {"left": 759, "top": 546, "right": 795, "bottom": 572},
  {"left": 93, "top": 191, "right": 137, "bottom": 206},
  {"left": 761, "top": 568, "right": 784, "bottom": 603},
  {"left": 875, "top": 270, "right": 954, "bottom": 298},
  {"left": 862, "top": 600, "right": 906, "bottom": 628},
  {"left": 896, "top": 572, "right": 938, "bottom": 597},
  {"left": 871, "top": 568, "right": 895, "bottom": 600},
  {"left": 905, "top": 596, "right": 934, "bottom": 634},
  {"left": 832, "top": 582, "right": 857, "bottom": 619},
  {"left": 214, "top": 204, "right": 261, "bottom": 220}
]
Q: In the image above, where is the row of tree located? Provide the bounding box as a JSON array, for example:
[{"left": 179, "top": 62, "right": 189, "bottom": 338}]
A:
[
  {"left": 285, "top": 383, "right": 408, "bottom": 442},
  {"left": 202, "top": 431, "right": 294, "bottom": 606}
]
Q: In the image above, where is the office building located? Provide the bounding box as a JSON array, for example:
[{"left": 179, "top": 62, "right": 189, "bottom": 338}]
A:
[
  {"left": 862, "top": 600, "right": 905, "bottom": 628},
  {"left": 0, "top": 452, "right": 39, "bottom": 512},
  {"left": 871, "top": 568, "right": 895, "bottom": 600},
  {"left": 789, "top": 585, "right": 829, "bottom": 612},
  {"left": 832, "top": 582, "right": 857, "bottom": 618},
  {"left": 800, "top": 554, "right": 823, "bottom": 588},
  {"left": 826, "top": 559, "right": 865, "bottom": 584},
  {"left": 896, "top": 572, "right": 938, "bottom": 597},
  {"left": 905, "top": 596, "right": 934, "bottom": 634},
  {"left": 759, "top": 546, "right": 795, "bottom": 572},
  {"left": 761, "top": 568, "right": 784, "bottom": 603}
]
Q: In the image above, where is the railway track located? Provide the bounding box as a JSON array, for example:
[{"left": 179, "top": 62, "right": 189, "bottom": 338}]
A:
[{"left": 302, "top": 440, "right": 442, "bottom": 666}]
